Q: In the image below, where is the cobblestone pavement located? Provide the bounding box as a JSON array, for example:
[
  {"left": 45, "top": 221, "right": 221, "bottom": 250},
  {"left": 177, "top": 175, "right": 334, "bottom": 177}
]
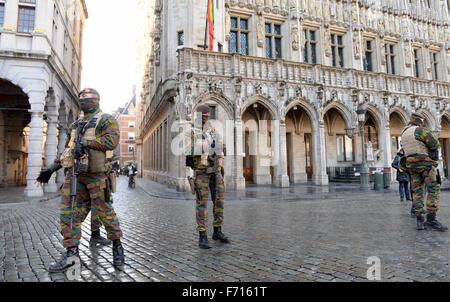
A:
[{"left": 1, "top": 177, "right": 450, "bottom": 282}]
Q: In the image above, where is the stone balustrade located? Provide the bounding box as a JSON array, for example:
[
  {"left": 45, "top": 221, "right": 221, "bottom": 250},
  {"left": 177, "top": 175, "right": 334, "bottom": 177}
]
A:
[{"left": 177, "top": 47, "right": 450, "bottom": 98}]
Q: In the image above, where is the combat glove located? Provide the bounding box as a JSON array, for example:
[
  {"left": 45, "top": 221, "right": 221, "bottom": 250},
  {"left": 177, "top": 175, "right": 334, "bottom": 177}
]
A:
[{"left": 37, "top": 169, "right": 54, "bottom": 184}]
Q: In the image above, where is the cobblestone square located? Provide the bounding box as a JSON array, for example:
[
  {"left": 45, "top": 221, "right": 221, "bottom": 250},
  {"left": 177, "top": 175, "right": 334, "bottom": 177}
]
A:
[{"left": 1, "top": 178, "right": 450, "bottom": 282}]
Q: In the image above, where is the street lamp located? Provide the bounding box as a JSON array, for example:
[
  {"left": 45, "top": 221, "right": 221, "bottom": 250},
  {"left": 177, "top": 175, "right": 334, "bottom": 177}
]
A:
[{"left": 356, "top": 103, "right": 370, "bottom": 191}]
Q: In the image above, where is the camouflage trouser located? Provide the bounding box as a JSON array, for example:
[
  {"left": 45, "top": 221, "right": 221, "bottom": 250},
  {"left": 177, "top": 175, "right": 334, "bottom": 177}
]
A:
[
  {"left": 61, "top": 173, "right": 123, "bottom": 248},
  {"left": 410, "top": 166, "right": 440, "bottom": 216},
  {"left": 91, "top": 211, "right": 102, "bottom": 233},
  {"left": 194, "top": 170, "right": 225, "bottom": 232}
]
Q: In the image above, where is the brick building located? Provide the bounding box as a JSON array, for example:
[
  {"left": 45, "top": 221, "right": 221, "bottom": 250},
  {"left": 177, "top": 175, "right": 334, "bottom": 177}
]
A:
[{"left": 115, "top": 97, "right": 137, "bottom": 168}]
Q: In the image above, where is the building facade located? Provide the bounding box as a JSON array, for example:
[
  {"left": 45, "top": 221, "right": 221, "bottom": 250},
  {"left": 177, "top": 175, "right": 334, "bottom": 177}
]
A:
[
  {"left": 114, "top": 97, "right": 137, "bottom": 167},
  {"left": 137, "top": 0, "right": 450, "bottom": 192},
  {"left": 0, "top": 0, "right": 87, "bottom": 196}
]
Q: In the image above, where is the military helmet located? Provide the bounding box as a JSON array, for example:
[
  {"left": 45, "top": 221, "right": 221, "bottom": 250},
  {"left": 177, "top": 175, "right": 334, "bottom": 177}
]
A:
[{"left": 79, "top": 88, "right": 100, "bottom": 99}]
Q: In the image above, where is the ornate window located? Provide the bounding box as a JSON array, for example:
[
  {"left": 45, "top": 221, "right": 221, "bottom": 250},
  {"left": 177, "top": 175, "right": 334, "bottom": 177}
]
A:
[
  {"left": 331, "top": 34, "right": 344, "bottom": 67},
  {"left": 177, "top": 31, "right": 184, "bottom": 46},
  {"left": 303, "top": 29, "right": 317, "bottom": 64},
  {"left": 364, "top": 40, "right": 374, "bottom": 72},
  {"left": 336, "top": 135, "right": 354, "bottom": 162},
  {"left": 18, "top": 0, "right": 36, "bottom": 34},
  {"left": 229, "top": 16, "right": 249, "bottom": 55},
  {"left": 265, "top": 23, "right": 282, "bottom": 59},
  {"left": 430, "top": 51, "right": 439, "bottom": 81},
  {"left": 413, "top": 48, "right": 421, "bottom": 78},
  {"left": 0, "top": 2, "right": 5, "bottom": 28},
  {"left": 385, "top": 43, "right": 396, "bottom": 75}
]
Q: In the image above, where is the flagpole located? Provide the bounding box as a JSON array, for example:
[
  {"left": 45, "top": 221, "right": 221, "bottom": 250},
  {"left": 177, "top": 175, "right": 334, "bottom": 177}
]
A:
[{"left": 204, "top": 0, "right": 209, "bottom": 50}]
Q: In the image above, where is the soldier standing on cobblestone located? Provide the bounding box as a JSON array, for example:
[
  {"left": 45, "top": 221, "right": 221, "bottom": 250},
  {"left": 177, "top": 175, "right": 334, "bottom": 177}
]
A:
[
  {"left": 37, "top": 159, "right": 112, "bottom": 247},
  {"left": 186, "top": 105, "right": 230, "bottom": 249},
  {"left": 401, "top": 113, "right": 448, "bottom": 232},
  {"left": 38, "top": 88, "right": 125, "bottom": 273}
]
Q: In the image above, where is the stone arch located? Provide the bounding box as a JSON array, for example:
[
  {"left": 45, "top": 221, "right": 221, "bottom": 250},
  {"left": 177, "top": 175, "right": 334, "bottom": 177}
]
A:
[
  {"left": 416, "top": 108, "right": 437, "bottom": 131},
  {"left": 366, "top": 104, "right": 383, "bottom": 129},
  {"left": 284, "top": 97, "right": 318, "bottom": 129},
  {"left": 389, "top": 106, "right": 410, "bottom": 126},
  {"left": 441, "top": 111, "right": 450, "bottom": 129},
  {"left": 322, "top": 101, "right": 354, "bottom": 130},
  {"left": 193, "top": 91, "right": 234, "bottom": 120},
  {"left": 0, "top": 62, "right": 49, "bottom": 110},
  {"left": 241, "top": 95, "right": 278, "bottom": 120}
]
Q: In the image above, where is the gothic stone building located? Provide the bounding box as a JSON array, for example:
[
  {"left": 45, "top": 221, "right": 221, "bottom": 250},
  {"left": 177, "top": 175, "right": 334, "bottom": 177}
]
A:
[
  {"left": 0, "top": 0, "right": 87, "bottom": 196},
  {"left": 137, "top": 0, "right": 450, "bottom": 192}
]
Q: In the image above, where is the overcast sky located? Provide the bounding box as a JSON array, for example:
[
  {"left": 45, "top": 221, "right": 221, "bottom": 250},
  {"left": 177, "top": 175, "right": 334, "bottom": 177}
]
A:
[{"left": 81, "top": 0, "right": 139, "bottom": 113}]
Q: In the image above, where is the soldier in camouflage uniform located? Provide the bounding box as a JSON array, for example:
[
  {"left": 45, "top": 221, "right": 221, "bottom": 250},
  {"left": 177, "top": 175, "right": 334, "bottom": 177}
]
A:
[
  {"left": 401, "top": 113, "right": 448, "bottom": 231},
  {"left": 186, "top": 105, "right": 230, "bottom": 249},
  {"left": 38, "top": 158, "right": 112, "bottom": 247},
  {"left": 38, "top": 88, "right": 125, "bottom": 273}
]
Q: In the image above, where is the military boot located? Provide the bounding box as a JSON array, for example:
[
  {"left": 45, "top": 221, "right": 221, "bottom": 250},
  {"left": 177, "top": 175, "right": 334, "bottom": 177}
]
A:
[
  {"left": 49, "top": 247, "right": 80, "bottom": 273},
  {"left": 417, "top": 214, "right": 425, "bottom": 231},
  {"left": 212, "top": 227, "right": 230, "bottom": 244},
  {"left": 90, "top": 230, "right": 112, "bottom": 246},
  {"left": 112, "top": 240, "right": 125, "bottom": 267},
  {"left": 425, "top": 214, "right": 449, "bottom": 232},
  {"left": 410, "top": 206, "right": 416, "bottom": 217},
  {"left": 199, "top": 231, "right": 211, "bottom": 249}
]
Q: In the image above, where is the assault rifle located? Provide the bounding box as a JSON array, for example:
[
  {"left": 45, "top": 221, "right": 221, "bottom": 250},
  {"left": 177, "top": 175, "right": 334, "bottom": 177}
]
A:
[{"left": 69, "top": 121, "right": 88, "bottom": 228}]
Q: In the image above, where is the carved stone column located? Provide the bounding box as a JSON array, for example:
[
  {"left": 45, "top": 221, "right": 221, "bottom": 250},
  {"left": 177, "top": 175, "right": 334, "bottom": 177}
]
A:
[
  {"left": 25, "top": 107, "right": 45, "bottom": 197},
  {"left": 233, "top": 120, "right": 246, "bottom": 190},
  {"left": 273, "top": 120, "right": 290, "bottom": 187},
  {"left": 313, "top": 120, "right": 329, "bottom": 186}
]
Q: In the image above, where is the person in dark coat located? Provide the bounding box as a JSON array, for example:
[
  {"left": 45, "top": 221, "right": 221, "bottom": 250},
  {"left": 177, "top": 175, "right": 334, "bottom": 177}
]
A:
[{"left": 392, "top": 148, "right": 412, "bottom": 202}]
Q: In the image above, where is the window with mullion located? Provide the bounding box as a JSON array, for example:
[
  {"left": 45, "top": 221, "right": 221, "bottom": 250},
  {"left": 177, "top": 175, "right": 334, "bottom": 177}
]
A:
[
  {"left": 265, "top": 23, "right": 282, "bottom": 59},
  {"left": 364, "top": 40, "right": 374, "bottom": 72},
  {"left": 0, "top": 3, "right": 5, "bottom": 27},
  {"left": 303, "top": 29, "right": 317, "bottom": 64},
  {"left": 385, "top": 43, "right": 396, "bottom": 75},
  {"left": 430, "top": 52, "right": 439, "bottom": 81},
  {"left": 177, "top": 31, "right": 184, "bottom": 46},
  {"left": 18, "top": 6, "right": 35, "bottom": 33},
  {"left": 337, "top": 135, "right": 354, "bottom": 162},
  {"left": 331, "top": 34, "right": 344, "bottom": 67},
  {"left": 229, "top": 16, "right": 249, "bottom": 55},
  {"left": 413, "top": 48, "right": 420, "bottom": 78}
]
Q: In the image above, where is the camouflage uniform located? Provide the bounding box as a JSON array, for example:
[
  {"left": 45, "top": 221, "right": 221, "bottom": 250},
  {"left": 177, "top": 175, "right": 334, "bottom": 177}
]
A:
[
  {"left": 185, "top": 105, "right": 230, "bottom": 248},
  {"left": 402, "top": 125, "right": 440, "bottom": 216},
  {"left": 60, "top": 113, "right": 123, "bottom": 248},
  {"left": 188, "top": 126, "right": 225, "bottom": 233}
]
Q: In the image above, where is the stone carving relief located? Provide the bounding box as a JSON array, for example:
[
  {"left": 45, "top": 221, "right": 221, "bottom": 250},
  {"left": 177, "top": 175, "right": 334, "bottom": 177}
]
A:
[
  {"left": 291, "top": 25, "right": 299, "bottom": 51},
  {"left": 353, "top": 32, "right": 361, "bottom": 60},
  {"left": 257, "top": 16, "right": 265, "bottom": 48}
]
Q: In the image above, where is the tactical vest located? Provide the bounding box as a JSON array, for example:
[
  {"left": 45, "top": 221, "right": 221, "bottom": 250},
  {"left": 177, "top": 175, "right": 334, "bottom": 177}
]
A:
[
  {"left": 65, "top": 111, "right": 111, "bottom": 173},
  {"left": 401, "top": 125, "right": 429, "bottom": 157},
  {"left": 187, "top": 126, "right": 224, "bottom": 170}
]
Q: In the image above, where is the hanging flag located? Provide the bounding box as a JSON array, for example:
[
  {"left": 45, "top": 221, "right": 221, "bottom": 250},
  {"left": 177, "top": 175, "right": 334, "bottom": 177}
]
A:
[{"left": 207, "top": 0, "right": 214, "bottom": 51}]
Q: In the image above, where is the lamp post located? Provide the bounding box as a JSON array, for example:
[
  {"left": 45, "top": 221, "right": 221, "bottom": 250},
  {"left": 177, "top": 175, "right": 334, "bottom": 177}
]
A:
[{"left": 357, "top": 103, "right": 370, "bottom": 191}]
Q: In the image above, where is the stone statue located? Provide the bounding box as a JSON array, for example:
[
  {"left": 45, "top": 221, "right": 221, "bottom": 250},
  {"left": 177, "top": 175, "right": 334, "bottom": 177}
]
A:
[
  {"left": 325, "top": 28, "right": 331, "bottom": 57},
  {"left": 225, "top": 11, "right": 231, "bottom": 41},
  {"left": 404, "top": 45, "right": 412, "bottom": 67},
  {"left": 257, "top": 18, "right": 265, "bottom": 48},
  {"left": 367, "top": 141, "right": 375, "bottom": 162},
  {"left": 292, "top": 25, "right": 299, "bottom": 51},
  {"left": 354, "top": 33, "right": 361, "bottom": 60}
]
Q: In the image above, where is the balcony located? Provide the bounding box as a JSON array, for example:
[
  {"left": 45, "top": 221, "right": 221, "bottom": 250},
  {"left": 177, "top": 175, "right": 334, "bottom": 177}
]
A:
[{"left": 178, "top": 48, "right": 450, "bottom": 99}]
